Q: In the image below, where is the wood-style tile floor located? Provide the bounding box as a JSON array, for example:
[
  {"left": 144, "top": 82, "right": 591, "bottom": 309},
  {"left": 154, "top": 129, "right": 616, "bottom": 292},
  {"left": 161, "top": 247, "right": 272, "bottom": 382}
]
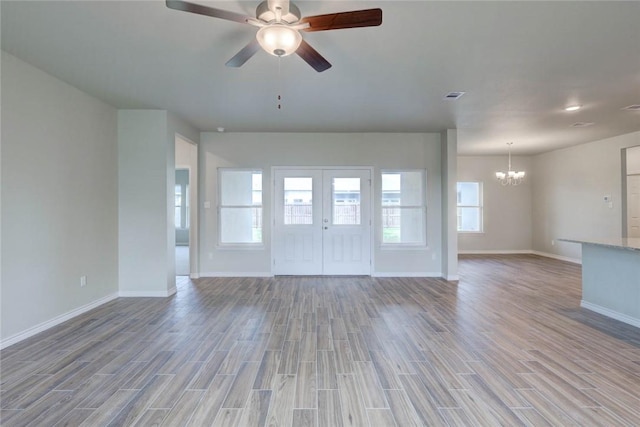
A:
[{"left": 2, "top": 254, "right": 640, "bottom": 426}]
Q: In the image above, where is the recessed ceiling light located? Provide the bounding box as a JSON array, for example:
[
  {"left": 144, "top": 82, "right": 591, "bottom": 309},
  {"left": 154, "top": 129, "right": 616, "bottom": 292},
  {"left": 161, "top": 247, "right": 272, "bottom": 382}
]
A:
[
  {"left": 565, "top": 105, "right": 581, "bottom": 112},
  {"left": 444, "top": 91, "right": 465, "bottom": 100},
  {"left": 217, "top": 127, "right": 225, "bottom": 133}
]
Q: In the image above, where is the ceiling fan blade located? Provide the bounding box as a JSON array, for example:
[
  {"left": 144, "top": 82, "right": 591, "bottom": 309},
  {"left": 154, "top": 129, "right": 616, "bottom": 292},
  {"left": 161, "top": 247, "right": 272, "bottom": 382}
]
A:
[
  {"left": 268, "top": 0, "right": 289, "bottom": 18},
  {"left": 166, "top": 0, "right": 253, "bottom": 25},
  {"left": 225, "top": 39, "right": 261, "bottom": 68},
  {"left": 296, "top": 39, "right": 332, "bottom": 72},
  {"left": 301, "top": 8, "right": 382, "bottom": 32}
]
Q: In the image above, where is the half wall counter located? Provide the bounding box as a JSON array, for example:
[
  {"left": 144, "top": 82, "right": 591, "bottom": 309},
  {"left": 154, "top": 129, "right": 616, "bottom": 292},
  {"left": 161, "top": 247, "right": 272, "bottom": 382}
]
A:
[{"left": 560, "top": 238, "right": 640, "bottom": 328}]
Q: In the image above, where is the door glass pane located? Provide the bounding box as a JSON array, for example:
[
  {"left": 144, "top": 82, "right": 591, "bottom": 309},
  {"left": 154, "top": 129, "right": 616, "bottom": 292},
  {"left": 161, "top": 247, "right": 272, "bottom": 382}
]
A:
[
  {"left": 284, "top": 177, "right": 313, "bottom": 225},
  {"left": 333, "top": 178, "right": 360, "bottom": 225}
]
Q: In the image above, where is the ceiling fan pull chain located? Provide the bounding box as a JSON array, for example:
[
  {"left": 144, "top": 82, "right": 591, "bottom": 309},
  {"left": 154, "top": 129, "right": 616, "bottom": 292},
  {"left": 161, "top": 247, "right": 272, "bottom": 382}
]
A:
[{"left": 277, "top": 57, "right": 282, "bottom": 110}]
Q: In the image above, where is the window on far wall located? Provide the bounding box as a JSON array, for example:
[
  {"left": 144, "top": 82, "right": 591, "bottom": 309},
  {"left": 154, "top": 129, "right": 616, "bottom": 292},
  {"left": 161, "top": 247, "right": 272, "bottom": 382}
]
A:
[
  {"left": 219, "top": 169, "right": 263, "bottom": 244},
  {"left": 381, "top": 170, "right": 426, "bottom": 245},
  {"left": 175, "top": 184, "right": 190, "bottom": 229},
  {"left": 457, "top": 182, "right": 482, "bottom": 232}
]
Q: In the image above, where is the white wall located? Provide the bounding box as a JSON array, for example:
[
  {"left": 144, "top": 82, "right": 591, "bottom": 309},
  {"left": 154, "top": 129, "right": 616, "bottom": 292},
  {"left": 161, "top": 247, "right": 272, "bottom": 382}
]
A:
[
  {"left": 199, "top": 132, "right": 444, "bottom": 276},
  {"left": 457, "top": 155, "right": 533, "bottom": 252},
  {"left": 118, "top": 110, "right": 199, "bottom": 297},
  {"left": 532, "top": 131, "right": 640, "bottom": 260},
  {"left": 1, "top": 51, "right": 118, "bottom": 343}
]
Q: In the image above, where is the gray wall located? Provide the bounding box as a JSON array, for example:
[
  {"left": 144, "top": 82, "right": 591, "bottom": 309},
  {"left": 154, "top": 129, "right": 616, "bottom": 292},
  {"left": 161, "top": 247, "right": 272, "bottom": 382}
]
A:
[
  {"left": 199, "top": 132, "right": 445, "bottom": 276},
  {"left": 117, "top": 110, "right": 199, "bottom": 296},
  {"left": 1, "top": 51, "right": 118, "bottom": 342},
  {"left": 457, "top": 155, "right": 533, "bottom": 252},
  {"left": 441, "top": 130, "right": 459, "bottom": 279},
  {"left": 532, "top": 131, "right": 640, "bottom": 260},
  {"left": 118, "top": 110, "right": 171, "bottom": 296}
]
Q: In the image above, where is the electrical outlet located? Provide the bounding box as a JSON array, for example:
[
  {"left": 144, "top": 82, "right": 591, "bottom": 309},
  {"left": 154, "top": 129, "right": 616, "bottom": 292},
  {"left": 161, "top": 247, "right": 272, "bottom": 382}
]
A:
[
  {"left": 551, "top": 240, "right": 555, "bottom": 246},
  {"left": 80, "top": 275, "right": 87, "bottom": 287}
]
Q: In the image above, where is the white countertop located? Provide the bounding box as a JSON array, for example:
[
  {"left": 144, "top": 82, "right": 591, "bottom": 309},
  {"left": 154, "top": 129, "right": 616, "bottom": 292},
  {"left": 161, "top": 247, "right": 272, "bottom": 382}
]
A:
[{"left": 560, "top": 237, "right": 640, "bottom": 252}]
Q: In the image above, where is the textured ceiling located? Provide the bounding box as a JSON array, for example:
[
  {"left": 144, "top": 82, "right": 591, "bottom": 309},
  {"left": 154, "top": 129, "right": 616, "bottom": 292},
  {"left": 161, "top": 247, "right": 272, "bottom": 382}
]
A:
[{"left": 2, "top": 1, "right": 639, "bottom": 155}]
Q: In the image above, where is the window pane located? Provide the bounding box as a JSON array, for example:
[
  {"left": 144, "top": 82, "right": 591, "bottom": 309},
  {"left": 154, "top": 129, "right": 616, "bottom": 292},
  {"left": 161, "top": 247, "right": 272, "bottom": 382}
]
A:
[
  {"left": 457, "top": 207, "right": 481, "bottom": 232},
  {"left": 382, "top": 171, "right": 423, "bottom": 206},
  {"left": 221, "top": 170, "right": 261, "bottom": 206},
  {"left": 382, "top": 171, "right": 426, "bottom": 245},
  {"left": 284, "top": 177, "right": 313, "bottom": 225},
  {"left": 456, "top": 182, "right": 482, "bottom": 232},
  {"left": 252, "top": 173, "right": 262, "bottom": 205},
  {"left": 333, "top": 178, "right": 360, "bottom": 225},
  {"left": 220, "top": 207, "right": 262, "bottom": 243},
  {"left": 184, "top": 185, "right": 189, "bottom": 228},
  {"left": 457, "top": 182, "right": 479, "bottom": 206},
  {"left": 175, "top": 207, "right": 181, "bottom": 228},
  {"left": 382, "top": 207, "right": 424, "bottom": 244}
]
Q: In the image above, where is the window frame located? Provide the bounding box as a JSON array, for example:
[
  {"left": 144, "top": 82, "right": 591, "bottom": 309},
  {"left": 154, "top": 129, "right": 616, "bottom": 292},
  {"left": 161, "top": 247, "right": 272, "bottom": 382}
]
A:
[
  {"left": 217, "top": 168, "right": 264, "bottom": 248},
  {"left": 380, "top": 169, "right": 428, "bottom": 248},
  {"left": 456, "top": 181, "right": 484, "bottom": 233}
]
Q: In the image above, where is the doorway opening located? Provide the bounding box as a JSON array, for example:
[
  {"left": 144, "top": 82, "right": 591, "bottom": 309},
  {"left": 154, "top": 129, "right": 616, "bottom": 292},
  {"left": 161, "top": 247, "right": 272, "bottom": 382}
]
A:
[
  {"left": 175, "top": 168, "right": 190, "bottom": 275},
  {"left": 623, "top": 145, "right": 640, "bottom": 238},
  {"left": 273, "top": 167, "right": 372, "bottom": 275},
  {"left": 175, "top": 136, "right": 198, "bottom": 278}
]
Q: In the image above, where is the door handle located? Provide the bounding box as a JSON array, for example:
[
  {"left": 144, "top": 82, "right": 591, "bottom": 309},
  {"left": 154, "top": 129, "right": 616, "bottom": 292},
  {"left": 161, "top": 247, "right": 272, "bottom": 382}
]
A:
[{"left": 324, "top": 227, "right": 328, "bottom": 230}]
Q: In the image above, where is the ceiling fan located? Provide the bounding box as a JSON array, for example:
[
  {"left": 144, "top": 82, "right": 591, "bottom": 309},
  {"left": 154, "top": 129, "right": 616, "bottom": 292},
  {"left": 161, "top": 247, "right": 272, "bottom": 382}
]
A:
[{"left": 166, "top": 0, "right": 382, "bottom": 72}]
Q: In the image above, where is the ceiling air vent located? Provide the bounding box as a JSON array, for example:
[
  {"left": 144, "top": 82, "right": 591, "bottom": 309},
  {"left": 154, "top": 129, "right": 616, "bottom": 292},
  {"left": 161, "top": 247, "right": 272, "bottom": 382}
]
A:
[
  {"left": 622, "top": 104, "right": 640, "bottom": 111},
  {"left": 571, "top": 122, "right": 594, "bottom": 128},
  {"left": 444, "top": 91, "right": 465, "bottom": 100}
]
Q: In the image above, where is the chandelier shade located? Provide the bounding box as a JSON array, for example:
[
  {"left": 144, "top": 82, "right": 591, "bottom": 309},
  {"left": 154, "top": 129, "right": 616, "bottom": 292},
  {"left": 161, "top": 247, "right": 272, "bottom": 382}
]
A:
[{"left": 496, "top": 142, "right": 525, "bottom": 186}]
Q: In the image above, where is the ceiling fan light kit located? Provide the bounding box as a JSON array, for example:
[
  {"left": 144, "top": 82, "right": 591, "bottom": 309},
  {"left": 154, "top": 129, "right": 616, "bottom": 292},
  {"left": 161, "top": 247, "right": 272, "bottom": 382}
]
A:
[
  {"left": 256, "top": 25, "right": 302, "bottom": 57},
  {"left": 166, "top": 0, "right": 382, "bottom": 72}
]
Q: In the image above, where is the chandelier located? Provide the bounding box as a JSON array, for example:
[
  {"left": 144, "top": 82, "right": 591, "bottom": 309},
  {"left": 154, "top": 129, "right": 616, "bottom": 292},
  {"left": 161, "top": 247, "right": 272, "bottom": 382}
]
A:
[{"left": 495, "top": 142, "right": 525, "bottom": 186}]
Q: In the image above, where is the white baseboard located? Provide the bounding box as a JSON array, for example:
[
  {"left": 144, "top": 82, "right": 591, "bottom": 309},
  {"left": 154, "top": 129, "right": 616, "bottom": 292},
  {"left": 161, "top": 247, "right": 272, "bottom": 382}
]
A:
[
  {"left": 0, "top": 293, "right": 119, "bottom": 350},
  {"left": 458, "top": 249, "right": 582, "bottom": 265},
  {"left": 531, "top": 250, "right": 581, "bottom": 264},
  {"left": 190, "top": 273, "right": 200, "bottom": 279},
  {"left": 581, "top": 300, "right": 640, "bottom": 328},
  {"left": 199, "top": 272, "right": 274, "bottom": 278},
  {"left": 119, "top": 288, "right": 177, "bottom": 297},
  {"left": 458, "top": 250, "right": 533, "bottom": 255},
  {"left": 372, "top": 272, "right": 442, "bottom": 278}
]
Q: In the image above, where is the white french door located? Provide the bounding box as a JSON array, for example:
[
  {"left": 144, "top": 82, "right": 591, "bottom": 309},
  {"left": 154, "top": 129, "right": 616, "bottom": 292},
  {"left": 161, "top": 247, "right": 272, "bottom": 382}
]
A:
[{"left": 273, "top": 168, "right": 371, "bottom": 275}]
